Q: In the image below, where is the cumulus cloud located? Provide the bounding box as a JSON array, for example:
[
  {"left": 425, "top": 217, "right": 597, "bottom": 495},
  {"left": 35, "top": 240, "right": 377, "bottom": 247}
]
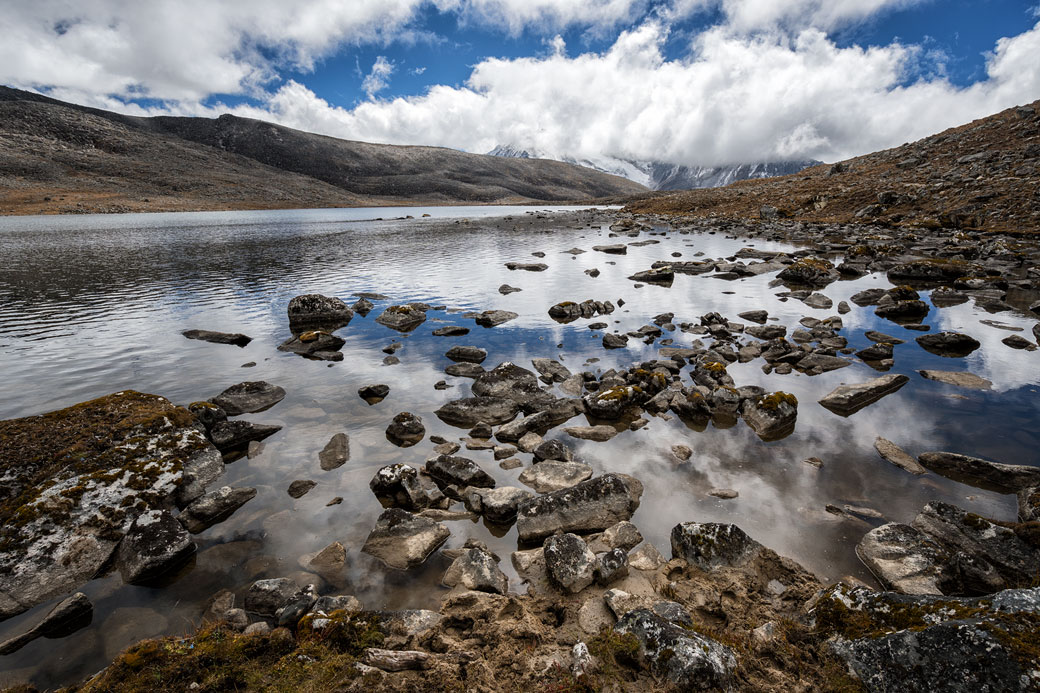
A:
[
  {"left": 663, "top": 0, "right": 928, "bottom": 33},
  {"left": 362, "top": 56, "right": 396, "bottom": 98}
]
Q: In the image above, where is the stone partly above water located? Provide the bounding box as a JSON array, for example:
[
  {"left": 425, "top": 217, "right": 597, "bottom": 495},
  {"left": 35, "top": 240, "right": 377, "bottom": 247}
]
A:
[
  {"left": 917, "top": 452, "right": 1040, "bottom": 494},
  {"left": 209, "top": 381, "right": 286, "bottom": 415},
  {"left": 181, "top": 329, "right": 252, "bottom": 347},
  {"left": 361, "top": 509, "right": 450, "bottom": 570},
  {"left": 287, "top": 293, "right": 354, "bottom": 331},
  {"left": 0, "top": 391, "right": 223, "bottom": 619},
  {"left": 515, "top": 474, "right": 643, "bottom": 543},
  {"left": 917, "top": 369, "right": 993, "bottom": 390},
  {"left": 818, "top": 374, "right": 909, "bottom": 416},
  {"left": 375, "top": 305, "right": 427, "bottom": 332},
  {"left": 0, "top": 592, "right": 93, "bottom": 655}
]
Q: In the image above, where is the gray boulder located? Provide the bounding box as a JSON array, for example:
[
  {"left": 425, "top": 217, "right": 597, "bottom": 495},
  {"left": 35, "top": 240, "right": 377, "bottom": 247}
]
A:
[
  {"left": 670, "top": 522, "right": 762, "bottom": 570},
  {"left": 596, "top": 548, "right": 630, "bottom": 585},
  {"left": 245, "top": 577, "right": 299, "bottom": 615},
  {"left": 518, "top": 461, "right": 594, "bottom": 493},
  {"left": 287, "top": 294, "right": 353, "bottom": 330},
  {"left": 544, "top": 533, "right": 597, "bottom": 593},
  {"left": 178, "top": 486, "right": 257, "bottom": 534},
  {"left": 370, "top": 464, "right": 429, "bottom": 510},
  {"left": 358, "top": 383, "right": 390, "bottom": 403},
  {"left": 818, "top": 374, "right": 909, "bottom": 416},
  {"left": 442, "top": 547, "right": 508, "bottom": 594},
  {"left": 361, "top": 509, "right": 450, "bottom": 570},
  {"left": 740, "top": 392, "right": 798, "bottom": 440},
  {"left": 426, "top": 455, "right": 496, "bottom": 490},
  {"left": 917, "top": 452, "right": 1040, "bottom": 493},
  {"left": 386, "top": 412, "right": 425, "bottom": 447},
  {"left": 435, "top": 396, "right": 520, "bottom": 427},
  {"left": 117, "top": 510, "right": 196, "bottom": 584},
  {"left": 856, "top": 523, "right": 948, "bottom": 595},
  {"left": 516, "top": 474, "right": 643, "bottom": 542},
  {"left": 318, "top": 433, "right": 350, "bottom": 470},
  {"left": 614, "top": 609, "right": 736, "bottom": 690},
  {"left": 210, "top": 381, "right": 286, "bottom": 415},
  {"left": 276, "top": 331, "right": 346, "bottom": 356}
]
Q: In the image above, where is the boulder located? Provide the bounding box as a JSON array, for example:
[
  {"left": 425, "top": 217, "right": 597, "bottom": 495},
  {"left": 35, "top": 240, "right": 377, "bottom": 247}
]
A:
[
  {"left": 738, "top": 310, "right": 768, "bottom": 324},
  {"left": 596, "top": 548, "right": 630, "bottom": 585},
  {"left": 614, "top": 609, "right": 736, "bottom": 690},
  {"left": 856, "top": 523, "right": 948, "bottom": 595},
  {"left": 386, "top": 412, "right": 425, "bottom": 447},
  {"left": 463, "top": 486, "right": 532, "bottom": 524},
  {"left": 917, "top": 452, "right": 1040, "bottom": 493},
  {"left": 777, "top": 258, "right": 839, "bottom": 287},
  {"left": 361, "top": 509, "right": 450, "bottom": 570},
  {"left": 287, "top": 480, "right": 316, "bottom": 498},
  {"left": 426, "top": 455, "right": 496, "bottom": 490},
  {"left": 276, "top": 331, "right": 346, "bottom": 356},
  {"left": 209, "top": 420, "right": 281, "bottom": 451},
  {"left": 370, "top": 464, "right": 429, "bottom": 510},
  {"left": 563, "top": 425, "right": 617, "bottom": 441},
  {"left": 182, "top": 329, "right": 252, "bottom": 347},
  {"left": 916, "top": 332, "right": 981, "bottom": 357},
  {"left": 358, "top": 383, "right": 390, "bottom": 403},
  {"left": 117, "top": 510, "right": 196, "bottom": 584},
  {"left": 245, "top": 577, "right": 299, "bottom": 616},
  {"left": 287, "top": 294, "right": 353, "bottom": 330},
  {"left": 318, "top": 433, "right": 350, "bottom": 470},
  {"left": 918, "top": 369, "right": 993, "bottom": 390},
  {"left": 531, "top": 358, "right": 572, "bottom": 382},
  {"left": 178, "top": 486, "right": 257, "bottom": 534},
  {"left": 518, "top": 461, "right": 594, "bottom": 493},
  {"left": 818, "top": 374, "right": 909, "bottom": 416},
  {"left": 533, "top": 439, "right": 573, "bottom": 462},
  {"left": 740, "top": 392, "right": 798, "bottom": 441},
  {"left": 442, "top": 548, "right": 509, "bottom": 594},
  {"left": 516, "top": 474, "right": 643, "bottom": 542},
  {"left": 435, "top": 396, "right": 520, "bottom": 427},
  {"left": 670, "top": 522, "right": 762, "bottom": 570},
  {"left": 471, "top": 362, "right": 548, "bottom": 408},
  {"left": 0, "top": 391, "right": 223, "bottom": 619},
  {"left": 210, "top": 381, "right": 286, "bottom": 415},
  {"left": 583, "top": 385, "right": 645, "bottom": 419},
  {"left": 544, "top": 533, "right": 597, "bottom": 593},
  {"left": 0, "top": 592, "right": 93, "bottom": 655},
  {"left": 475, "top": 310, "right": 519, "bottom": 327},
  {"left": 602, "top": 333, "right": 629, "bottom": 349},
  {"left": 873, "top": 438, "right": 926, "bottom": 475},
  {"left": 375, "top": 305, "right": 427, "bottom": 332},
  {"left": 446, "top": 346, "right": 487, "bottom": 363},
  {"left": 745, "top": 324, "right": 787, "bottom": 340}
]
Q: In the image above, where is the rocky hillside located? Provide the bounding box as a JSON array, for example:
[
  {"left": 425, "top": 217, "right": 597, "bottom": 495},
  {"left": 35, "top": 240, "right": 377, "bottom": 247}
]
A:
[
  {"left": 0, "top": 87, "right": 646, "bottom": 215},
  {"left": 627, "top": 99, "right": 1040, "bottom": 233}
]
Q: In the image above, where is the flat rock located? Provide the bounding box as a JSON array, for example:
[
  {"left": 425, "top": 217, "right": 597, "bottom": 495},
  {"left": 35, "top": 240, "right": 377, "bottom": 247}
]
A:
[
  {"left": 287, "top": 294, "right": 353, "bottom": 330},
  {"left": 318, "top": 433, "right": 350, "bottom": 470},
  {"left": 505, "top": 262, "right": 548, "bottom": 271},
  {"left": 593, "top": 244, "right": 627, "bottom": 254},
  {"left": 361, "top": 509, "right": 450, "bottom": 570},
  {"left": 287, "top": 479, "right": 316, "bottom": 498},
  {"left": 516, "top": 474, "right": 643, "bottom": 542},
  {"left": 917, "top": 452, "right": 1040, "bottom": 494},
  {"left": 375, "top": 305, "right": 427, "bottom": 332},
  {"left": 442, "top": 547, "right": 509, "bottom": 594},
  {"left": 463, "top": 486, "right": 532, "bottom": 524},
  {"left": 518, "top": 461, "right": 594, "bottom": 493},
  {"left": 856, "top": 523, "right": 947, "bottom": 595},
  {"left": 182, "top": 329, "right": 252, "bottom": 347},
  {"left": 475, "top": 310, "right": 519, "bottom": 327},
  {"left": 178, "top": 486, "right": 257, "bottom": 534},
  {"left": 386, "top": 412, "right": 425, "bottom": 447},
  {"left": 210, "top": 381, "right": 286, "bottom": 415},
  {"left": 210, "top": 420, "right": 281, "bottom": 451},
  {"left": 425, "top": 454, "right": 496, "bottom": 489},
  {"left": 446, "top": 345, "right": 487, "bottom": 363},
  {"left": 564, "top": 425, "right": 618, "bottom": 441},
  {"left": 0, "top": 592, "right": 93, "bottom": 655},
  {"left": 435, "top": 396, "right": 520, "bottom": 427},
  {"left": 874, "top": 438, "right": 926, "bottom": 475},
  {"left": 445, "top": 362, "right": 486, "bottom": 378},
  {"left": 277, "top": 331, "right": 345, "bottom": 356},
  {"left": 918, "top": 369, "right": 993, "bottom": 390},
  {"left": 431, "top": 325, "right": 470, "bottom": 336},
  {"left": 498, "top": 284, "right": 522, "bottom": 294},
  {"left": 818, "top": 374, "right": 909, "bottom": 416},
  {"left": 245, "top": 577, "right": 299, "bottom": 616}
]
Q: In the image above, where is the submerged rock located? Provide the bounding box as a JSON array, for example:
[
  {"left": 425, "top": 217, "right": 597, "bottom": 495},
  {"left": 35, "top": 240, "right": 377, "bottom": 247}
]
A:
[
  {"left": 209, "top": 420, "right": 282, "bottom": 452},
  {"left": 614, "top": 609, "right": 736, "bottom": 690},
  {"left": 917, "top": 369, "right": 993, "bottom": 390},
  {"left": 318, "top": 433, "right": 350, "bottom": 470},
  {"left": 117, "top": 509, "right": 197, "bottom": 584},
  {"left": 0, "top": 391, "right": 222, "bottom": 619},
  {"left": 873, "top": 438, "right": 926, "bottom": 475},
  {"left": 818, "top": 374, "right": 909, "bottom": 416},
  {"left": 358, "top": 383, "right": 390, "bottom": 404},
  {"left": 516, "top": 474, "right": 643, "bottom": 543},
  {"left": 182, "top": 329, "right": 252, "bottom": 347},
  {"left": 475, "top": 310, "right": 519, "bottom": 327},
  {"left": 361, "top": 509, "right": 450, "bottom": 570},
  {"left": 210, "top": 381, "right": 285, "bottom": 416}
]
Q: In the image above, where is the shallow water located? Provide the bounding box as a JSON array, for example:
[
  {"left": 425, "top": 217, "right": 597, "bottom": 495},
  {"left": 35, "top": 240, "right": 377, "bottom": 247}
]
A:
[{"left": 0, "top": 205, "right": 1038, "bottom": 688}]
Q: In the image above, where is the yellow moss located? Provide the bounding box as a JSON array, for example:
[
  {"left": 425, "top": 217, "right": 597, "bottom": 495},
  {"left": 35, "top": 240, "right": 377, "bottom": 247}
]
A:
[{"left": 757, "top": 392, "right": 798, "bottom": 410}]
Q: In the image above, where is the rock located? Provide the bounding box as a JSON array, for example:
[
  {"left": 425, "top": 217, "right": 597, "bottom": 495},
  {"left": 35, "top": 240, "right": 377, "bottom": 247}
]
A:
[
  {"left": 287, "top": 479, "right": 316, "bottom": 498},
  {"left": 210, "top": 381, "right": 286, "bottom": 415},
  {"left": 498, "top": 284, "right": 522, "bottom": 294},
  {"left": 873, "top": 438, "right": 926, "bottom": 475},
  {"left": 446, "top": 345, "right": 487, "bottom": 363},
  {"left": 182, "top": 329, "right": 252, "bottom": 347},
  {"left": 738, "top": 310, "right": 768, "bottom": 323},
  {"left": 370, "top": 464, "right": 429, "bottom": 510},
  {"left": 245, "top": 577, "right": 299, "bottom": 615},
  {"left": 209, "top": 420, "right": 282, "bottom": 451},
  {"left": 745, "top": 324, "right": 787, "bottom": 340},
  {"left": 287, "top": 294, "right": 353, "bottom": 330},
  {"left": 361, "top": 509, "right": 450, "bottom": 570},
  {"left": 463, "top": 486, "right": 532, "bottom": 524},
  {"left": 602, "top": 333, "right": 629, "bottom": 349},
  {"left": 851, "top": 288, "right": 886, "bottom": 306},
  {"left": 351, "top": 297, "right": 374, "bottom": 315},
  {"left": 865, "top": 330, "right": 905, "bottom": 344},
  {"left": 614, "top": 609, "right": 736, "bottom": 690},
  {"left": 243, "top": 622, "right": 270, "bottom": 636},
  {"left": 375, "top": 305, "right": 427, "bottom": 332},
  {"left": 818, "top": 374, "right": 909, "bottom": 416},
  {"left": 820, "top": 583, "right": 1040, "bottom": 692},
  {"left": 303, "top": 542, "right": 348, "bottom": 583},
  {"left": 837, "top": 301, "right": 851, "bottom": 314},
  {"left": 740, "top": 392, "right": 798, "bottom": 440},
  {"left": 442, "top": 547, "right": 508, "bottom": 594},
  {"left": 531, "top": 358, "right": 572, "bottom": 382},
  {"left": 276, "top": 584, "right": 319, "bottom": 627},
  {"left": 856, "top": 523, "right": 947, "bottom": 595},
  {"left": 533, "top": 439, "right": 573, "bottom": 462},
  {"left": 857, "top": 342, "right": 893, "bottom": 361},
  {"left": 917, "top": 452, "right": 1040, "bottom": 494},
  {"left": 518, "top": 461, "right": 594, "bottom": 494},
  {"left": 803, "top": 293, "right": 833, "bottom": 309},
  {"left": 915, "top": 332, "right": 981, "bottom": 357},
  {"left": 358, "top": 383, "right": 390, "bottom": 403},
  {"left": 629, "top": 543, "right": 666, "bottom": 571},
  {"left": 593, "top": 244, "right": 627, "bottom": 254},
  {"left": 364, "top": 648, "right": 430, "bottom": 671},
  {"left": 117, "top": 509, "right": 196, "bottom": 584},
  {"left": 777, "top": 258, "right": 838, "bottom": 287},
  {"left": 178, "top": 486, "right": 257, "bottom": 533},
  {"left": 318, "top": 433, "right": 349, "bottom": 470},
  {"left": 628, "top": 267, "right": 674, "bottom": 285},
  {"left": 594, "top": 521, "right": 644, "bottom": 553},
  {"left": 426, "top": 455, "right": 496, "bottom": 489},
  {"left": 596, "top": 548, "right": 629, "bottom": 585},
  {"left": 670, "top": 522, "right": 762, "bottom": 570},
  {"left": 563, "top": 424, "right": 617, "bottom": 441},
  {"left": 505, "top": 261, "right": 548, "bottom": 271},
  {"left": 875, "top": 300, "right": 930, "bottom": 321},
  {"left": 584, "top": 385, "right": 645, "bottom": 419},
  {"left": 188, "top": 401, "right": 226, "bottom": 431},
  {"left": 544, "top": 533, "right": 597, "bottom": 593},
  {"left": 475, "top": 310, "right": 519, "bottom": 327},
  {"left": 386, "top": 412, "right": 425, "bottom": 447},
  {"left": 709, "top": 488, "right": 739, "bottom": 499},
  {"left": 277, "top": 331, "right": 345, "bottom": 356},
  {"left": 0, "top": 592, "right": 93, "bottom": 655},
  {"left": 917, "top": 369, "right": 992, "bottom": 390},
  {"left": 1002, "top": 334, "right": 1036, "bottom": 350},
  {"left": 311, "top": 594, "right": 363, "bottom": 616},
  {"left": 445, "top": 362, "right": 485, "bottom": 377},
  {"left": 1019, "top": 488, "right": 1040, "bottom": 523},
  {"left": 431, "top": 325, "right": 469, "bottom": 336},
  {"left": 516, "top": 474, "right": 643, "bottom": 542},
  {"left": 435, "top": 396, "right": 520, "bottom": 427}
]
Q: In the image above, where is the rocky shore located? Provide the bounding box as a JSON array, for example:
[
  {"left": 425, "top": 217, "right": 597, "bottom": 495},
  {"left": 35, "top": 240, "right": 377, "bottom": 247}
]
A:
[{"left": 1, "top": 199, "right": 1039, "bottom": 692}]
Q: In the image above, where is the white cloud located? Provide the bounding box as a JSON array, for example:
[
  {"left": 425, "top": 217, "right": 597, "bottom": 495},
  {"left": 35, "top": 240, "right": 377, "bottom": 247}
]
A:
[
  {"left": 362, "top": 56, "right": 396, "bottom": 98},
  {"left": 663, "top": 0, "right": 928, "bottom": 33}
]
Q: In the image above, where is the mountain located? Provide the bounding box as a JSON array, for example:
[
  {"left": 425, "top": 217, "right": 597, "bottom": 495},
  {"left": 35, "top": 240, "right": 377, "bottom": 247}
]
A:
[
  {"left": 626, "top": 99, "right": 1040, "bottom": 233},
  {"left": 0, "top": 86, "right": 646, "bottom": 215},
  {"left": 486, "top": 144, "right": 818, "bottom": 191}
]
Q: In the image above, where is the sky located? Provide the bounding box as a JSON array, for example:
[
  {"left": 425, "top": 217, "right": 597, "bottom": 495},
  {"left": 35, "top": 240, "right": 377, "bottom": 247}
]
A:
[{"left": 2, "top": 0, "right": 1040, "bottom": 167}]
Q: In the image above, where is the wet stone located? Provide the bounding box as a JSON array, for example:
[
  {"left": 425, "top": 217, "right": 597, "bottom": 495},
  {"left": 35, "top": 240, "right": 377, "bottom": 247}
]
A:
[
  {"left": 178, "top": 486, "right": 257, "bottom": 534},
  {"left": 358, "top": 383, "right": 390, "bottom": 403},
  {"left": 386, "top": 412, "right": 425, "bottom": 447},
  {"left": 287, "top": 480, "right": 316, "bottom": 498},
  {"left": 361, "top": 508, "right": 450, "bottom": 570},
  {"left": 117, "top": 509, "right": 197, "bottom": 585},
  {"left": 318, "top": 433, "right": 349, "bottom": 470},
  {"left": 210, "top": 381, "right": 286, "bottom": 415},
  {"left": 670, "top": 522, "right": 762, "bottom": 570}
]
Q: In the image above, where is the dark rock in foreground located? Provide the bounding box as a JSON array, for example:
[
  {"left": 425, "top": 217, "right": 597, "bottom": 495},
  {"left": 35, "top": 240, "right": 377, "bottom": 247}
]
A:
[
  {"left": 117, "top": 509, "right": 197, "bottom": 584},
  {"left": 435, "top": 396, "right": 520, "bottom": 427},
  {"left": 671, "top": 522, "right": 763, "bottom": 570},
  {"left": 358, "top": 383, "right": 390, "bottom": 404},
  {"left": 544, "top": 533, "right": 597, "bottom": 593},
  {"left": 915, "top": 331, "right": 981, "bottom": 357},
  {"left": 615, "top": 609, "right": 736, "bottom": 690},
  {"left": 287, "top": 294, "right": 353, "bottom": 331},
  {"left": 209, "top": 420, "right": 281, "bottom": 452},
  {"left": 182, "top": 329, "right": 252, "bottom": 347}
]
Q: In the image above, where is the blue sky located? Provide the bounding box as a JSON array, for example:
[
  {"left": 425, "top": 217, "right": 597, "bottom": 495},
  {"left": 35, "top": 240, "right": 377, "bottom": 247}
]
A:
[{"left": 2, "top": 1, "right": 1039, "bottom": 167}]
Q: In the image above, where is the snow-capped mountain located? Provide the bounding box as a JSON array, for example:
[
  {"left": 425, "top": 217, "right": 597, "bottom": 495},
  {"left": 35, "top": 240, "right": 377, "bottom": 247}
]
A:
[{"left": 486, "top": 145, "right": 819, "bottom": 191}]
